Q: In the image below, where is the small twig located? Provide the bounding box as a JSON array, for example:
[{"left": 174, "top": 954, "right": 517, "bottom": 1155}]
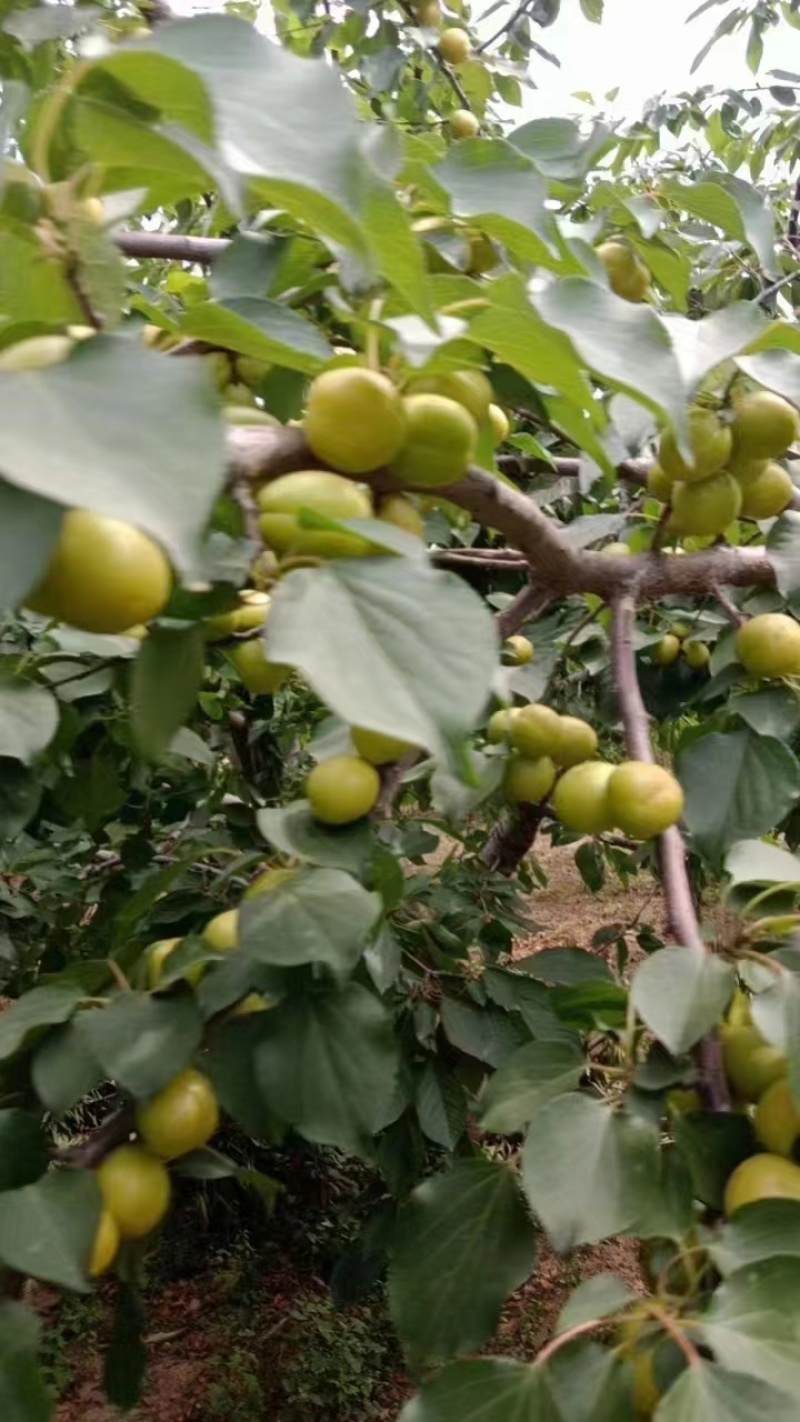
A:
[
  {"left": 643, "top": 1303, "right": 701, "bottom": 1368},
  {"left": 64, "top": 258, "right": 103, "bottom": 330},
  {"left": 396, "top": 0, "right": 473, "bottom": 109},
  {"left": 712, "top": 584, "right": 745, "bottom": 628},
  {"left": 43, "top": 656, "right": 119, "bottom": 690},
  {"left": 431, "top": 551, "right": 528, "bottom": 571},
  {"left": 54, "top": 1106, "right": 134, "bottom": 1169},
  {"left": 534, "top": 1317, "right": 607, "bottom": 1369},
  {"left": 496, "top": 584, "right": 552, "bottom": 639},
  {"left": 375, "top": 750, "right": 420, "bottom": 818},
  {"left": 478, "top": 0, "right": 535, "bottom": 53}
]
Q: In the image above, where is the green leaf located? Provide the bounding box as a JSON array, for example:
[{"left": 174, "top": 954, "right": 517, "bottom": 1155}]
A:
[
  {"left": 631, "top": 947, "right": 733, "bottom": 1055},
  {"left": 0, "top": 481, "right": 62, "bottom": 610},
  {"left": 509, "top": 116, "right": 610, "bottom": 185},
  {"left": 362, "top": 182, "right": 435, "bottom": 325},
  {"left": 415, "top": 1062, "right": 467, "bottom": 1150},
  {"left": 0, "top": 1170, "right": 100, "bottom": 1292},
  {"left": 0, "top": 335, "right": 226, "bottom": 569},
  {"left": 181, "top": 297, "right": 330, "bottom": 372},
  {"left": 131, "top": 625, "right": 205, "bottom": 762},
  {"left": 751, "top": 976, "right": 800, "bottom": 1100},
  {"left": 0, "top": 1114, "right": 47, "bottom": 1193},
  {"left": 255, "top": 983, "right": 400, "bottom": 1153},
  {"left": 663, "top": 174, "right": 775, "bottom": 272},
  {"left": 103, "top": 1284, "right": 146, "bottom": 1411},
  {"left": 726, "top": 837, "right": 800, "bottom": 887},
  {"left": 0, "top": 683, "right": 58, "bottom": 765},
  {"left": 556, "top": 1273, "right": 636, "bottom": 1333},
  {"left": 31, "top": 1019, "right": 104, "bottom": 1117},
  {"left": 432, "top": 142, "right": 559, "bottom": 265},
  {"left": 0, "top": 761, "right": 41, "bottom": 840},
  {"left": 469, "top": 279, "right": 596, "bottom": 416},
  {"left": 0, "top": 985, "right": 86, "bottom": 1065},
  {"left": 657, "top": 1363, "right": 800, "bottom": 1422},
  {"left": 664, "top": 303, "right": 766, "bottom": 391},
  {"left": 400, "top": 1359, "right": 551, "bottom": 1422},
  {"left": 534, "top": 278, "right": 688, "bottom": 436},
  {"left": 256, "top": 801, "right": 373, "bottom": 874},
  {"left": 579, "top": 0, "right": 603, "bottom": 20},
  {"left": 238, "top": 866, "right": 380, "bottom": 977},
  {"left": 522, "top": 1094, "right": 659, "bottom": 1250},
  {"left": 205, "top": 1017, "right": 286, "bottom": 1144},
  {"left": 440, "top": 997, "right": 528, "bottom": 1067},
  {"left": 677, "top": 730, "right": 800, "bottom": 864},
  {"left": 0, "top": 232, "right": 80, "bottom": 327},
  {"left": 712, "top": 1201, "right": 800, "bottom": 1275},
  {"left": 479, "top": 1040, "right": 584, "bottom": 1134},
  {"left": 514, "top": 948, "right": 614, "bottom": 986},
  {"left": 0, "top": 1302, "right": 51, "bottom": 1422},
  {"left": 266, "top": 560, "right": 497, "bottom": 757},
  {"left": 81, "top": 993, "right": 203, "bottom": 1100},
  {"left": 5, "top": 5, "right": 101, "bottom": 45},
  {"left": 672, "top": 1111, "right": 755, "bottom": 1211},
  {"left": 767, "top": 511, "right": 800, "bottom": 597},
  {"left": 732, "top": 688, "right": 800, "bottom": 740},
  {"left": 73, "top": 96, "right": 212, "bottom": 210},
  {"left": 389, "top": 1160, "right": 536, "bottom": 1366},
  {"left": 702, "top": 1258, "right": 800, "bottom": 1401}
]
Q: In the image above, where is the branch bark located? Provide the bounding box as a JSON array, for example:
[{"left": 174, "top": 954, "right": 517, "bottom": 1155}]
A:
[{"left": 117, "top": 232, "right": 230, "bottom": 264}]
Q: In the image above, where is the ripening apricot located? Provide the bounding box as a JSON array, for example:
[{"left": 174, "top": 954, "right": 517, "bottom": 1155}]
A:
[
  {"left": 439, "top": 27, "right": 470, "bottom": 63},
  {"left": 683, "top": 639, "right": 710, "bottom": 670},
  {"left": 669, "top": 472, "right": 741, "bottom": 537},
  {"left": 486, "top": 708, "right": 519, "bottom": 743},
  {"left": 722, "top": 1022, "right": 787, "bottom": 1101},
  {"left": 732, "top": 389, "right": 799, "bottom": 460},
  {"left": 226, "top": 639, "right": 289, "bottom": 695},
  {"left": 736, "top": 613, "right": 800, "bottom": 679},
  {"left": 257, "top": 471, "right": 373, "bottom": 559},
  {"left": 755, "top": 1077, "right": 800, "bottom": 1156},
  {"left": 552, "top": 762, "right": 614, "bottom": 834},
  {"left": 351, "top": 727, "right": 416, "bottom": 765},
  {"left": 646, "top": 465, "right": 674, "bottom": 503},
  {"left": 305, "top": 755, "right": 381, "bottom": 824},
  {"left": 25, "top": 510, "right": 172, "bottom": 634},
  {"left": 390, "top": 394, "right": 477, "bottom": 488},
  {"left": 488, "top": 404, "right": 510, "bottom": 443},
  {"left": 595, "top": 241, "right": 650, "bottom": 303},
  {"left": 97, "top": 1146, "right": 171, "bottom": 1239},
  {"left": 652, "top": 635, "right": 681, "bottom": 667},
  {"left": 503, "top": 635, "right": 534, "bottom": 666},
  {"left": 202, "top": 909, "right": 239, "bottom": 952},
  {"left": 0, "top": 335, "right": 73, "bottom": 371},
  {"left": 503, "top": 754, "right": 556, "bottom": 804},
  {"left": 738, "top": 462, "right": 793, "bottom": 520},
  {"left": 377, "top": 495, "right": 425, "bottom": 538},
  {"left": 659, "top": 407, "right": 732, "bottom": 484},
  {"left": 606, "top": 762, "right": 683, "bottom": 839},
  {"left": 553, "top": 716, "right": 598, "bottom": 767},
  {"left": 136, "top": 1069, "right": 220, "bottom": 1161},
  {"left": 449, "top": 109, "right": 480, "bottom": 140},
  {"left": 89, "top": 1210, "right": 120, "bottom": 1277},
  {"left": 406, "top": 370, "right": 493, "bottom": 424},
  {"left": 509, "top": 704, "right": 562, "bottom": 759},
  {"left": 303, "top": 368, "right": 407, "bottom": 474},
  {"left": 724, "top": 1153, "right": 800, "bottom": 1215}
]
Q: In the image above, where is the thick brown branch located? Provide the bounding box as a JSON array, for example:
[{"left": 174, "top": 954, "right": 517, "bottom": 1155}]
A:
[
  {"left": 480, "top": 803, "right": 543, "bottom": 874},
  {"left": 54, "top": 1106, "right": 134, "bottom": 1168},
  {"left": 496, "top": 584, "right": 552, "bottom": 639}
]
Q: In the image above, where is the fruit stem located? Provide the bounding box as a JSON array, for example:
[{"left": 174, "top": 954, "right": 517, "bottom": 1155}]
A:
[
  {"left": 734, "top": 945, "right": 790, "bottom": 975},
  {"left": 742, "top": 881, "right": 800, "bottom": 919},
  {"left": 32, "top": 62, "right": 90, "bottom": 182},
  {"left": 365, "top": 297, "right": 384, "bottom": 372},
  {"left": 712, "top": 584, "right": 745, "bottom": 627},
  {"left": 533, "top": 1316, "right": 608, "bottom": 1369},
  {"left": 643, "top": 1302, "right": 701, "bottom": 1368}
]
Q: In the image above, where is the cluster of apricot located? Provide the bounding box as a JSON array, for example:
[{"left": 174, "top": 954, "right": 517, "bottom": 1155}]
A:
[
  {"left": 647, "top": 393, "right": 798, "bottom": 541},
  {"left": 406, "top": 2, "right": 479, "bottom": 141},
  {"left": 487, "top": 703, "right": 684, "bottom": 839},
  {"left": 720, "top": 994, "right": 800, "bottom": 1214},
  {"left": 652, "top": 623, "right": 709, "bottom": 671},
  {"left": 89, "top": 1068, "right": 219, "bottom": 1277}
]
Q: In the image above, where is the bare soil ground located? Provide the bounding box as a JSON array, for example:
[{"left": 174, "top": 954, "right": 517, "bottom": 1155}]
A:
[{"left": 51, "top": 839, "right": 655, "bottom": 1422}]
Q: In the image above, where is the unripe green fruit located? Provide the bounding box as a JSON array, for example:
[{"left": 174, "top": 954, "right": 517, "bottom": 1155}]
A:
[
  {"left": 439, "top": 26, "right": 470, "bottom": 63},
  {"left": 236, "top": 355, "right": 270, "bottom": 388},
  {"left": 465, "top": 231, "right": 498, "bottom": 275},
  {"left": 227, "top": 639, "right": 288, "bottom": 695},
  {"left": 205, "top": 590, "right": 270, "bottom": 641},
  {"left": 509, "top": 703, "right": 561, "bottom": 759},
  {"left": 739, "top": 462, "right": 793, "bottom": 520},
  {"left": 755, "top": 1076, "right": 800, "bottom": 1156},
  {"left": 552, "top": 761, "right": 614, "bottom": 834},
  {"left": 488, "top": 404, "right": 510, "bottom": 443},
  {"left": 724, "top": 1153, "right": 800, "bottom": 1215},
  {"left": 722, "top": 1022, "right": 787, "bottom": 1101},
  {"left": 223, "top": 406, "right": 280, "bottom": 427},
  {"left": 136, "top": 1068, "right": 220, "bottom": 1161},
  {"left": 244, "top": 866, "right": 297, "bottom": 899},
  {"left": 486, "top": 708, "right": 518, "bottom": 744},
  {"left": 25, "top": 510, "right": 172, "bottom": 634},
  {"left": 503, "top": 635, "right": 534, "bottom": 666},
  {"left": 304, "top": 368, "right": 407, "bottom": 474},
  {"left": 351, "top": 727, "right": 415, "bottom": 765},
  {"left": 202, "top": 909, "right": 239, "bottom": 951},
  {"left": 450, "top": 109, "right": 480, "bottom": 140},
  {"left": 503, "top": 754, "right": 556, "bottom": 804},
  {"left": 599, "top": 541, "right": 631, "bottom": 558},
  {"left": 732, "top": 390, "right": 799, "bottom": 459},
  {"left": 727, "top": 451, "right": 769, "bottom": 485},
  {"left": 305, "top": 755, "right": 381, "bottom": 824},
  {"left": 257, "top": 470, "right": 373, "bottom": 559},
  {"left": 683, "top": 639, "right": 710, "bottom": 670},
  {"left": 390, "top": 394, "right": 477, "bottom": 488},
  {"left": 89, "top": 1210, "right": 120, "bottom": 1277},
  {"left": 595, "top": 241, "right": 649, "bottom": 303},
  {"left": 646, "top": 465, "right": 673, "bottom": 502},
  {"left": 97, "top": 1146, "right": 171, "bottom": 1239},
  {"left": 406, "top": 370, "right": 493, "bottom": 424},
  {"left": 670, "top": 472, "right": 741, "bottom": 537},
  {"left": 0, "top": 335, "right": 73, "bottom": 371},
  {"left": 653, "top": 634, "right": 681, "bottom": 666},
  {"left": 554, "top": 716, "right": 598, "bottom": 767},
  {"left": 606, "top": 762, "right": 684, "bottom": 839},
  {"left": 659, "top": 408, "right": 732, "bottom": 484},
  {"left": 146, "top": 938, "right": 183, "bottom": 989},
  {"left": 412, "top": 0, "right": 442, "bottom": 23},
  {"left": 377, "top": 495, "right": 425, "bottom": 539},
  {"left": 736, "top": 613, "right": 800, "bottom": 679}
]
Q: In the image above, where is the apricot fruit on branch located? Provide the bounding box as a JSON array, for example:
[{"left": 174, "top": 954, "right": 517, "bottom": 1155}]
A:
[
  {"left": 509, "top": 703, "right": 561, "bottom": 759},
  {"left": 722, "top": 1022, "right": 786, "bottom": 1101},
  {"left": 146, "top": 937, "right": 186, "bottom": 989},
  {"left": 97, "top": 1145, "right": 171, "bottom": 1238},
  {"left": 658, "top": 407, "right": 732, "bottom": 484},
  {"left": 646, "top": 465, "right": 674, "bottom": 502},
  {"left": 683, "top": 639, "right": 710, "bottom": 670},
  {"left": 503, "top": 635, "right": 534, "bottom": 666},
  {"left": 669, "top": 471, "right": 741, "bottom": 537},
  {"left": 25, "top": 510, "right": 172, "bottom": 634},
  {"left": 488, "top": 404, "right": 510, "bottom": 443},
  {"left": 303, "top": 368, "right": 407, "bottom": 474},
  {"left": 595, "top": 241, "right": 650, "bottom": 303},
  {"left": 377, "top": 495, "right": 425, "bottom": 538},
  {"left": 486, "top": 708, "right": 518, "bottom": 743},
  {"left": 202, "top": 909, "right": 239, "bottom": 951},
  {"left": 605, "top": 762, "right": 683, "bottom": 839},
  {"left": 204, "top": 590, "right": 270, "bottom": 641},
  {"left": 724, "top": 1152, "right": 800, "bottom": 1215},
  {"left": 755, "top": 1077, "right": 800, "bottom": 1156},
  {"left": 732, "top": 389, "right": 799, "bottom": 460},
  {"left": 553, "top": 716, "right": 598, "bottom": 767},
  {"left": 652, "top": 635, "right": 681, "bottom": 667},
  {"left": 305, "top": 755, "right": 381, "bottom": 824},
  {"left": 406, "top": 369, "right": 493, "bottom": 424},
  {"left": 0, "top": 334, "right": 73, "bottom": 371},
  {"left": 552, "top": 761, "right": 614, "bottom": 834},
  {"left": 351, "top": 727, "right": 416, "bottom": 765},
  {"left": 738, "top": 461, "right": 793, "bottom": 519},
  {"left": 89, "top": 1210, "right": 120, "bottom": 1277},
  {"left": 439, "top": 26, "right": 470, "bottom": 63},
  {"left": 736, "top": 613, "right": 800, "bottom": 679},
  {"left": 227, "top": 639, "right": 288, "bottom": 695},
  {"left": 390, "top": 394, "right": 477, "bottom": 488},
  {"left": 412, "top": 0, "right": 442, "bottom": 23},
  {"left": 244, "top": 866, "right": 297, "bottom": 899},
  {"left": 503, "top": 754, "right": 556, "bottom": 804},
  {"left": 599, "top": 542, "right": 631, "bottom": 558},
  {"left": 449, "top": 109, "right": 479, "bottom": 140},
  {"left": 257, "top": 470, "right": 373, "bottom": 559},
  {"left": 136, "top": 1068, "right": 220, "bottom": 1161}
]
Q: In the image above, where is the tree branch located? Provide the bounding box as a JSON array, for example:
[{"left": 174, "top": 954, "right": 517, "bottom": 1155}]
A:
[
  {"left": 610, "top": 594, "right": 730, "bottom": 1112},
  {"left": 117, "top": 232, "right": 230, "bottom": 264},
  {"left": 480, "top": 802, "right": 543, "bottom": 874},
  {"left": 496, "top": 583, "right": 552, "bottom": 639},
  {"left": 54, "top": 1106, "right": 134, "bottom": 1168}
]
